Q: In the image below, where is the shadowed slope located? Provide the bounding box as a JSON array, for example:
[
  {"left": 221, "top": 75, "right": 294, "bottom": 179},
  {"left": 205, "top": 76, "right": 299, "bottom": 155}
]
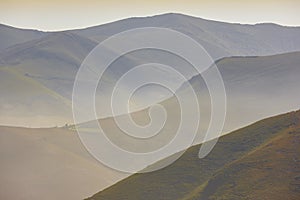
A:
[
  {"left": 185, "top": 51, "right": 300, "bottom": 134},
  {"left": 0, "top": 23, "right": 45, "bottom": 52},
  {"left": 72, "top": 13, "right": 300, "bottom": 59},
  {"left": 0, "top": 32, "right": 97, "bottom": 127}
]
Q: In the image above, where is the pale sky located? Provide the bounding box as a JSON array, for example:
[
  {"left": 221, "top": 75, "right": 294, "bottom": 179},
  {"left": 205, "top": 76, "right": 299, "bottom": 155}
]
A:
[{"left": 1, "top": 0, "right": 300, "bottom": 31}]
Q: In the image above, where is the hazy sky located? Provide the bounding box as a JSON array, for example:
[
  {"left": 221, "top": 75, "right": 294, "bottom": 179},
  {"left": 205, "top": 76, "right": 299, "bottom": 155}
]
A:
[{"left": 1, "top": 0, "right": 299, "bottom": 31}]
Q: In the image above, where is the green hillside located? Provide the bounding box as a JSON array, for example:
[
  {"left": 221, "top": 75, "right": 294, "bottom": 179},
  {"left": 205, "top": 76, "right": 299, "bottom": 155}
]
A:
[{"left": 87, "top": 110, "right": 300, "bottom": 200}]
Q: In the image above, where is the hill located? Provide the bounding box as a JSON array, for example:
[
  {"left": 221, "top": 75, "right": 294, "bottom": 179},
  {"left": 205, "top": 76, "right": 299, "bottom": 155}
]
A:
[
  {"left": 78, "top": 51, "right": 300, "bottom": 150},
  {"left": 71, "top": 13, "right": 300, "bottom": 59},
  {"left": 0, "top": 32, "right": 97, "bottom": 127},
  {"left": 0, "top": 125, "right": 127, "bottom": 200},
  {"left": 87, "top": 110, "right": 300, "bottom": 200},
  {"left": 0, "top": 23, "right": 45, "bottom": 52},
  {"left": 182, "top": 51, "right": 300, "bottom": 134},
  {"left": 1, "top": 13, "right": 300, "bottom": 126}
]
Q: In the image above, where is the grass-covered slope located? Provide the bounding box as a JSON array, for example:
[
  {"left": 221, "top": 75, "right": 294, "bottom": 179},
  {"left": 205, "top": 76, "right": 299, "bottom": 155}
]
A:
[
  {"left": 185, "top": 112, "right": 300, "bottom": 200},
  {"left": 87, "top": 110, "right": 300, "bottom": 200}
]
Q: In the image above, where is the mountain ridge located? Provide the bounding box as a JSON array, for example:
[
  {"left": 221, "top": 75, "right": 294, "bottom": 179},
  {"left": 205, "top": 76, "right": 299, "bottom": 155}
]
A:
[
  {"left": 1, "top": 13, "right": 300, "bottom": 127},
  {"left": 1, "top": 13, "right": 299, "bottom": 33}
]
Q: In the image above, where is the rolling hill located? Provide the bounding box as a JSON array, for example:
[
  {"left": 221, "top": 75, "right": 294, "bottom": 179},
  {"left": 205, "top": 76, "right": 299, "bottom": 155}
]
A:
[
  {"left": 183, "top": 51, "right": 300, "bottom": 135},
  {"left": 0, "top": 32, "right": 97, "bottom": 127},
  {"left": 1, "top": 13, "right": 300, "bottom": 127},
  {"left": 1, "top": 48, "right": 300, "bottom": 128},
  {"left": 74, "top": 51, "right": 300, "bottom": 151},
  {"left": 1, "top": 13, "right": 300, "bottom": 200},
  {"left": 87, "top": 110, "right": 300, "bottom": 200},
  {"left": 0, "top": 125, "right": 128, "bottom": 200}
]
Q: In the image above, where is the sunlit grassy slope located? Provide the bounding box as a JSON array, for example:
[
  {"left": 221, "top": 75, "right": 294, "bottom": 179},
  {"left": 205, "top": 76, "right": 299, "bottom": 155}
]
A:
[{"left": 87, "top": 110, "right": 300, "bottom": 200}]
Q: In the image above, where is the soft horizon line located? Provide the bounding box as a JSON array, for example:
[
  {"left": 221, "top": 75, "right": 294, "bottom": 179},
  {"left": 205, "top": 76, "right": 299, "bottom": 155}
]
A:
[{"left": 1, "top": 12, "right": 299, "bottom": 32}]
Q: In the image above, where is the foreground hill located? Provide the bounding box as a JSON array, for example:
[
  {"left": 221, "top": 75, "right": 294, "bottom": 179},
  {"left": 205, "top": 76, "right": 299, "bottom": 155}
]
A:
[{"left": 87, "top": 110, "right": 300, "bottom": 200}]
